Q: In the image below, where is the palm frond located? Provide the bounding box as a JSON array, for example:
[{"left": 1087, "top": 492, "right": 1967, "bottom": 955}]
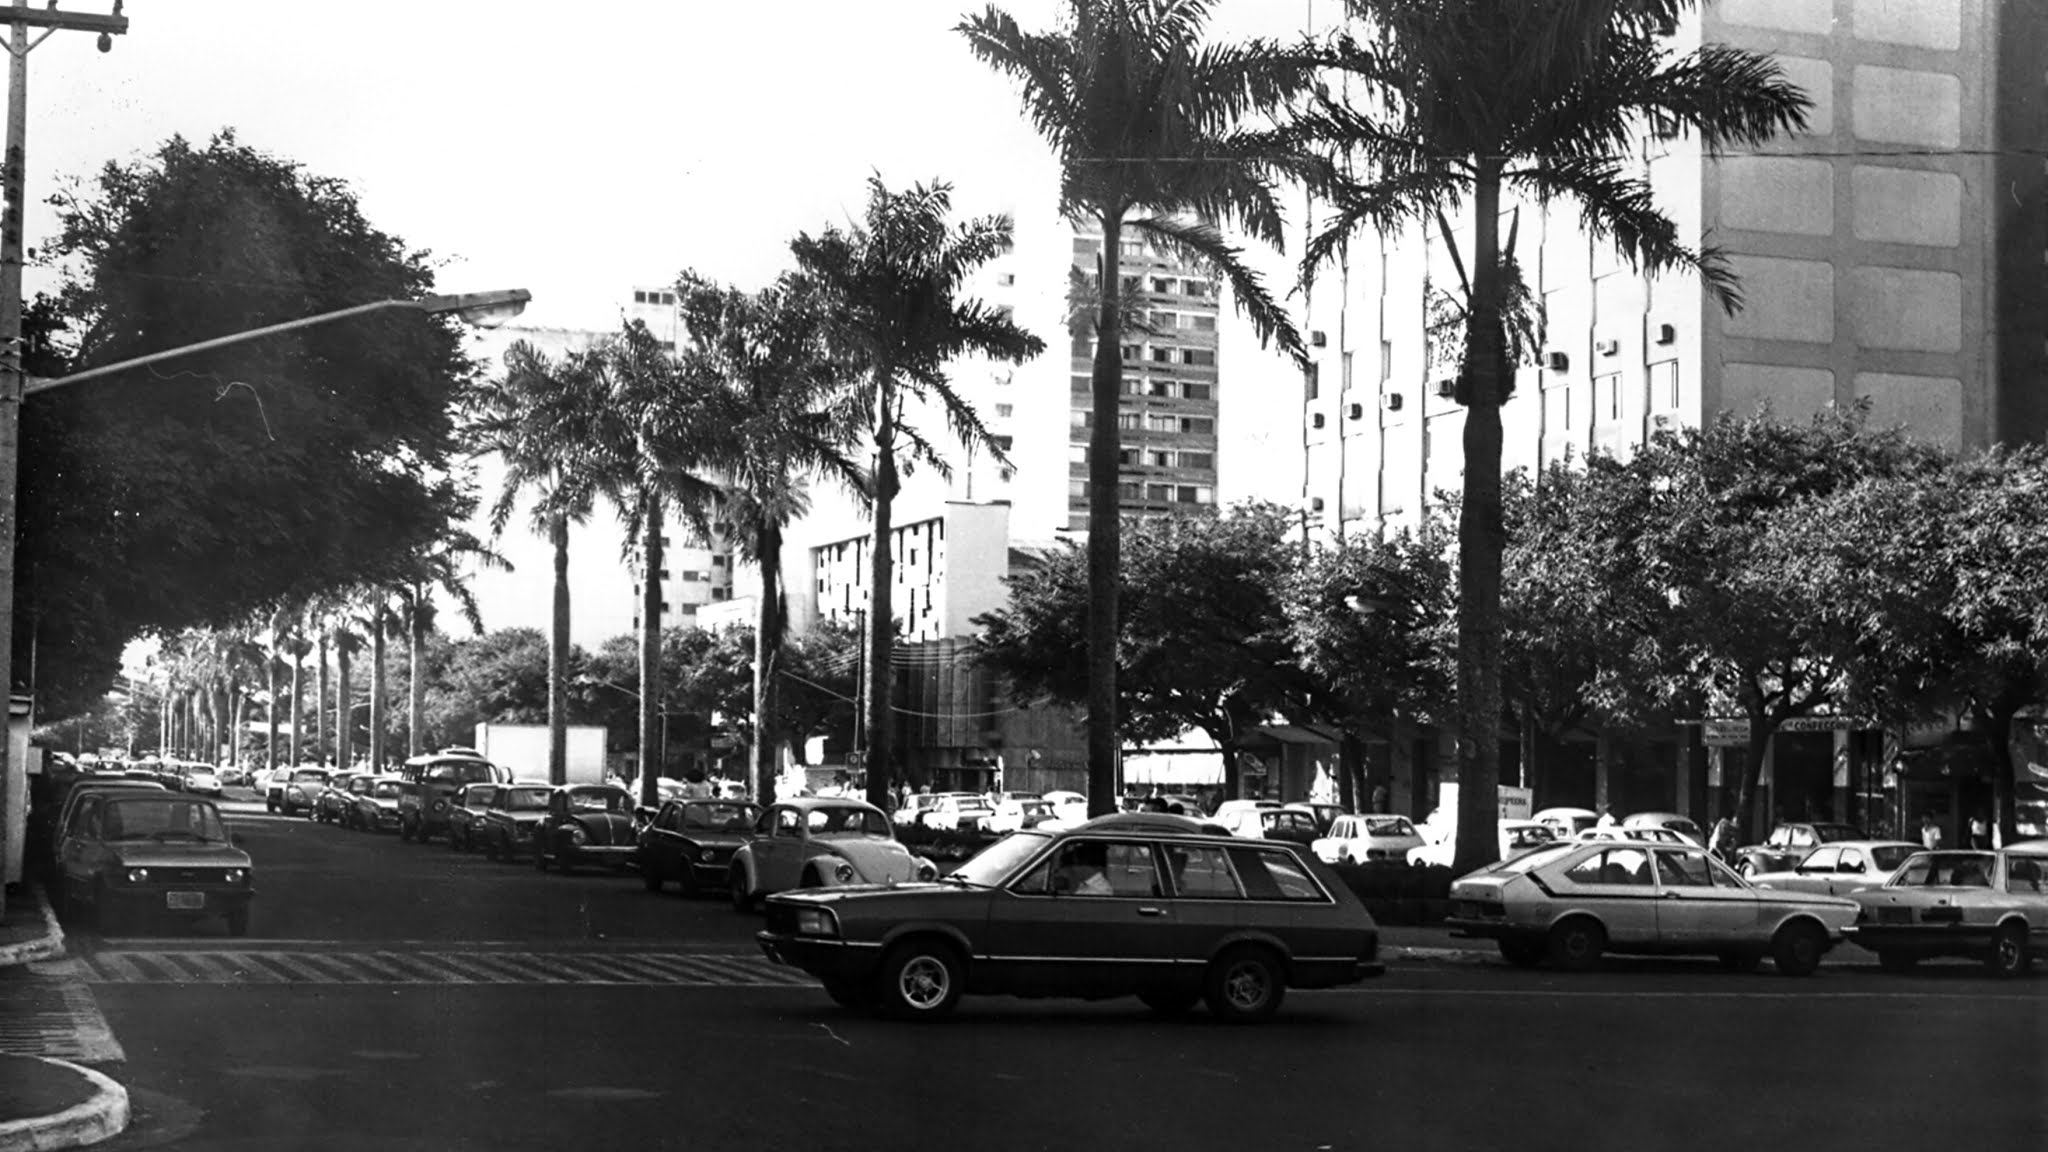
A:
[{"left": 1129, "top": 214, "right": 1304, "bottom": 364}]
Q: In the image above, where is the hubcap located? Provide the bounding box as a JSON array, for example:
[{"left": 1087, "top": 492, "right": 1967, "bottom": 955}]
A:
[
  {"left": 898, "top": 956, "right": 950, "bottom": 1008},
  {"left": 1998, "top": 935, "right": 2021, "bottom": 967},
  {"left": 1224, "top": 962, "right": 1269, "bottom": 1010}
]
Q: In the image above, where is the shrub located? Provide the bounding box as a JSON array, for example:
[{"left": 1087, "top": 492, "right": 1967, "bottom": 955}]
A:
[{"left": 895, "top": 823, "right": 1001, "bottom": 861}]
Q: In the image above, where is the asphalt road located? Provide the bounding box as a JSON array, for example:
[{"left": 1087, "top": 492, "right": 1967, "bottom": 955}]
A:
[{"left": 47, "top": 792, "right": 2048, "bottom": 1152}]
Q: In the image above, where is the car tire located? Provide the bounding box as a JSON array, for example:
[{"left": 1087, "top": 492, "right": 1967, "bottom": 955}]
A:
[
  {"left": 729, "top": 868, "right": 755, "bottom": 913},
  {"left": 875, "top": 939, "right": 965, "bottom": 1020},
  {"left": 1771, "top": 921, "right": 1826, "bottom": 977},
  {"left": 1717, "top": 950, "right": 1763, "bottom": 974},
  {"left": 1497, "top": 936, "right": 1545, "bottom": 968},
  {"left": 1137, "top": 988, "right": 1201, "bottom": 1016},
  {"left": 1546, "top": 917, "right": 1606, "bottom": 973},
  {"left": 821, "top": 977, "right": 874, "bottom": 1012},
  {"left": 1204, "top": 945, "right": 1286, "bottom": 1024},
  {"left": 1986, "top": 922, "right": 2031, "bottom": 978},
  {"left": 1876, "top": 950, "right": 1918, "bottom": 975}
]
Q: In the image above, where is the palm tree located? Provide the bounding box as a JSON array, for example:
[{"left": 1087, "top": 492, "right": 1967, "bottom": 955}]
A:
[
  {"left": 960, "top": 1, "right": 1308, "bottom": 815},
  {"left": 282, "top": 609, "right": 313, "bottom": 766},
  {"left": 360, "top": 591, "right": 400, "bottom": 773},
  {"left": 674, "top": 270, "right": 867, "bottom": 807},
  {"left": 467, "top": 341, "right": 605, "bottom": 785},
  {"left": 391, "top": 533, "right": 501, "bottom": 757},
  {"left": 333, "top": 615, "right": 360, "bottom": 770},
  {"left": 1291, "top": 0, "right": 1808, "bottom": 871},
  {"left": 790, "top": 177, "right": 1044, "bottom": 810}
]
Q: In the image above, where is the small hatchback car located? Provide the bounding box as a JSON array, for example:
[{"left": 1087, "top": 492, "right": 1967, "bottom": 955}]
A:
[{"left": 756, "top": 816, "right": 1384, "bottom": 1022}]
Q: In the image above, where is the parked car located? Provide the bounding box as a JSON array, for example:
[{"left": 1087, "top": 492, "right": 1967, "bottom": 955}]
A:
[
  {"left": 755, "top": 816, "right": 1386, "bottom": 1020},
  {"left": 1446, "top": 839, "right": 1858, "bottom": 975},
  {"left": 479, "top": 784, "right": 555, "bottom": 862},
  {"left": 180, "top": 765, "right": 224, "bottom": 798},
  {"left": 1621, "top": 811, "right": 1704, "bottom": 846},
  {"left": 729, "top": 797, "right": 937, "bottom": 911},
  {"left": 269, "top": 766, "right": 332, "bottom": 817},
  {"left": 445, "top": 783, "right": 505, "bottom": 853},
  {"left": 988, "top": 798, "right": 1057, "bottom": 834},
  {"left": 1215, "top": 806, "right": 1319, "bottom": 847},
  {"left": 1533, "top": 807, "right": 1600, "bottom": 841},
  {"left": 1313, "top": 813, "right": 1425, "bottom": 864},
  {"left": 1575, "top": 825, "right": 1693, "bottom": 846},
  {"left": 1041, "top": 790, "right": 1090, "bottom": 826},
  {"left": 531, "top": 784, "right": 642, "bottom": 874},
  {"left": 42, "top": 779, "right": 168, "bottom": 879},
  {"left": 1731, "top": 822, "right": 1865, "bottom": 878},
  {"left": 1408, "top": 820, "right": 1558, "bottom": 868},
  {"left": 893, "top": 792, "right": 944, "bottom": 827},
  {"left": 1287, "top": 803, "right": 1348, "bottom": 838},
  {"left": 396, "top": 748, "right": 510, "bottom": 843},
  {"left": 313, "top": 772, "right": 370, "bottom": 825},
  {"left": 639, "top": 798, "right": 763, "bottom": 895},
  {"left": 1210, "top": 799, "right": 1283, "bottom": 827},
  {"left": 1843, "top": 846, "right": 2048, "bottom": 976},
  {"left": 920, "top": 794, "right": 996, "bottom": 832},
  {"left": 345, "top": 776, "right": 407, "bottom": 833},
  {"left": 54, "top": 792, "right": 254, "bottom": 936},
  {"left": 1747, "top": 841, "right": 1922, "bottom": 899}
]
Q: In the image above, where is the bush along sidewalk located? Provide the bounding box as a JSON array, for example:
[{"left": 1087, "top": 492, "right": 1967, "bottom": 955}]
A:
[{"left": 1329, "top": 861, "right": 1454, "bottom": 926}]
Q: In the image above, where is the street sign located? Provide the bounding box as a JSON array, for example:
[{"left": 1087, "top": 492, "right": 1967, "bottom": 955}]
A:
[
  {"left": 1702, "top": 720, "right": 1750, "bottom": 746},
  {"left": 846, "top": 751, "right": 865, "bottom": 770}
]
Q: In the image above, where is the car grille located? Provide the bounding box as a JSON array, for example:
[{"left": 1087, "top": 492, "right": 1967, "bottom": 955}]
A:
[
  {"left": 152, "top": 868, "right": 235, "bottom": 883},
  {"left": 1455, "top": 899, "right": 1506, "bottom": 920},
  {"left": 763, "top": 905, "right": 798, "bottom": 936}
]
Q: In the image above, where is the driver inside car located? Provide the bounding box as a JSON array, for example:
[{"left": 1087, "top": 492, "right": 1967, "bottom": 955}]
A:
[{"left": 1051, "top": 842, "right": 1114, "bottom": 896}]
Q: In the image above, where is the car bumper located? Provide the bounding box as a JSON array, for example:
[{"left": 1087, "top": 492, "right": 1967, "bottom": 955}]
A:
[
  {"left": 756, "top": 931, "right": 880, "bottom": 980},
  {"left": 1444, "top": 916, "right": 1515, "bottom": 939},
  {"left": 1844, "top": 923, "right": 1999, "bottom": 955},
  {"left": 106, "top": 886, "right": 253, "bottom": 919}
]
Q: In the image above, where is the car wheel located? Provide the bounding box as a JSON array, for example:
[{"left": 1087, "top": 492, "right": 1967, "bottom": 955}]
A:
[
  {"left": 1546, "top": 917, "right": 1606, "bottom": 973},
  {"left": 1497, "top": 936, "right": 1545, "bottom": 968},
  {"left": 1137, "top": 988, "right": 1201, "bottom": 1016},
  {"left": 1771, "top": 921, "right": 1826, "bottom": 977},
  {"left": 1876, "top": 950, "right": 1918, "bottom": 975},
  {"left": 821, "top": 977, "right": 874, "bottom": 1012},
  {"left": 1717, "top": 950, "right": 1763, "bottom": 974},
  {"left": 729, "top": 868, "right": 755, "bottom": 913},
  {"left": 1204, "top": 945, "right": 1285, "bottom": 1024},
  {"left": 1738, "top": 860, "right": 1760, "bottom": 879},
  {"left": 226, "top": 907, "right": 250, "bottom": 937},
  {"left": 1986, "top": 922, "right": 2031, "bottom": 978},
  {"left": 876, "top": 939, "right": 965, "bottom": 1020}
]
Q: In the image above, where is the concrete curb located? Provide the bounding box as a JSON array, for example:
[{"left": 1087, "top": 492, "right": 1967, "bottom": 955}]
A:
[
  {"left": 0, "top": 887, "right": 67, "bottom": 968},
  {"left": 1385, "top": 945, "right": 1493, "bottom": 965},
  {"left": 0, "top": 1059, "right": 129, "bottom": 1152}
]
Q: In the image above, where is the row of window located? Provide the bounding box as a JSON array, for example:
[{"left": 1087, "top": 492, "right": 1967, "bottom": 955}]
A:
[
  {"left": 1071, "top": 410, "right": 1217, "bottom": 436},
  {"left": 1069, "top": 375, "right": 1214, "bottom": 401},
  {"left": 1120, "top": 344, "right": 1217, "bottom": 368},
  {"left": 1069, "top": 481, "right": 1215, "bottom": 505},
  {"left": 632, "top": 290, "right": 677, "bottom": 306},
  {"left": 1069, "top": 446, "right": 1216, "bottom": 470}
]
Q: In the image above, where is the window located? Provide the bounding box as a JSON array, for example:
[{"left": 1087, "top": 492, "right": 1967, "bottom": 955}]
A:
[
  {"left": 1118, "top": 448, "right": 1140, "bottom": 465},
  {"left": 1151, "top": 311, "right": 1176, "bottom": 329},
  {"left": 1149, "top": 380, "right": 1176, "bottom": 397},
  {"left": 1019, "top": 840, "right": 1162, "bottom": 897},
  {"left": 1151, "top": 347, "right": 1174, "bottom": 363},
  {"left": 1380, "top": 340, "right": 1394, "bottom": 382},
  {"left": 1072, "top": 410, "right": 1091, "bottom": 427},
  {"left": 1165, "top": 845, "right": 1241, "bottom": 898},
  {"left": 773, "top": 808, "right": 803, "bottom": 838},
  {"left": 1654, "top": 849, "right": 1738, "bottom": 889},
  {"left": 711, "top": 588, "right": 729, "bottom": 601},
  {"left": 2007, "top": 856, "right": 2046, "bottom": 894},
  {"left": 1181, "top": 417, "right": 1215, "bottom": 435},
  {"left": 1120, "top": 275, "right": 1141, "bottom": 294},
  {"left": 1151, "top": 277, "right": 1173, "bottom": 293},
  {"left": 1652, "top": 360, "right": 1679, "bottom": 410},
  {"left": 1227, "top": 847, "right": 1327, "bottom": 901},
  {"left": 1182, "top": 349, "right": 1215, "bottom": 367},
  {"left": 680, "top": 570, "right": 705, "bottom": 581},
  {"left": 1801, "top": 847, "right": 1842, "bottom": 872},
  {"left": 1069, "top": 445, "right": 1089, "bottom": 464},
  {"left": 1594, "top": 373, "right": 1622, "bottom": 422},
  {"left": 1072, "top": 336, "right": 1094, "bottom": 359},
  {"left": 1181, "top": 452, "right": 1214, "bottom": 470},
  {"left": 1182, "top": 382, "right": 1212, "bottom": 401},
  {"left": 1069, "top": 480, "right": 1088, "bottom": 498},
  {"left": 998, "top": 467, "right": 1014, "bottom": 482},
  {"left": 1146, "top": 482, "right": 1175, "bottom": 501},
  {"left": 997, "top": 272, "right": 1015, "bottom": 287},
  {"left": 1117, "top": 412, "right": 1142, "bottom": 430},
  {"left": 1121, "top": 344, "right": 1142, "bottom": 362},
  {"left": 1564, "top": 848, "right": 1655, "bottom": 886},
  {"left": 1120, "top": 239, "right": 1144, "bottom": 258},
  {"left": 633, "top": 290, "right": 648, "bottom": 304},
  {"left": 1147, "top": 414, "right": 1178, "bottom": 433},
  {"left": 1122, "top": 378, "right": 1145, "bottom": 396},
  {"left": 711, "top": 555, "right": 727, "bottom": 567},
  {"left": 992, "top": 435, "right": 1014, "bottom": 452},
  {"left": 995, "top": 403, "right": 1013, "bottom": 418},
  {"left": 1190, "top": 314, "right": 1216, "bottom": 332},
  {"left": 1148, "top": 449, "right": 1174, "bottom": 467}
]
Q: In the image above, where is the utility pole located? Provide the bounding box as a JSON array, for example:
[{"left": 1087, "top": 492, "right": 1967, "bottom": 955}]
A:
[{"left": 0, "top": 0, "right": 127, "bottom": 918}]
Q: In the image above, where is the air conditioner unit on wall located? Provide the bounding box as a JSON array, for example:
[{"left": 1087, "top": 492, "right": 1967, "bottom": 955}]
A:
[
  {"left": 1545, "top": 351, "right": 1571, "bottom": 372},
  {"left": 1434, "top": 378, "right": 1457, "bottom": 399},
  {"left": 1311, "top": 497, "right": 1326, "bottom": 512},
  {"left": 1312, "top": 412, "right": 1327, "bottom": 429},
  {"left": 1654, "top": 322, "right": 1677, "bottom": 345},
  {"left": 1382, "top": 393, "right": 1405, "bottom": 412},
  {"left": 1595, "top": 339, "right": 1620, "bottom": 357},
  {"left": 1348, "top": 403, "right": 1364, "bottom": 420},
  {"left": 1310, "top": 330, "right": 1328, "bottom": 347}
]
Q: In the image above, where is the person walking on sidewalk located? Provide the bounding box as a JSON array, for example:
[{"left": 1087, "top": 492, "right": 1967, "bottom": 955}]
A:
[{"left": 1920, "top": 813, "right": 1943, "bottom": 851}]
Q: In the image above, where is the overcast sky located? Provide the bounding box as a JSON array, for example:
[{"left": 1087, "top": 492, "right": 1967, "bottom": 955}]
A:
[{"left": 37, "top": 0, "right": 1313, "bottom": 654}]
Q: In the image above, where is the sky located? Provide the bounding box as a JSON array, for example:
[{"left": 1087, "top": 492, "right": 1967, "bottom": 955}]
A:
[{"left": 30, "top": 0, "right": 1317, "bottom": 656}]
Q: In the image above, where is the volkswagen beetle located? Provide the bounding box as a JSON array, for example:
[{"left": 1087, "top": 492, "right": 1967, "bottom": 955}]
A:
[
  {"left": 728, "top": 797, "right": 936, "bottom": 910},
  {"left": 532, "top": 784, "right": 642, "bottom": 874}
]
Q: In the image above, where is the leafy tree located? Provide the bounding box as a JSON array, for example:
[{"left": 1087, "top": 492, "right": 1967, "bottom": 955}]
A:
[
  {"left": 1292, "top": 1, "right": 1809, "bottom": 869},
  {"left": 961, "top": 0, "right": 1308, "bottom": 815},
  {"left": 423, "top": 628, "right": 551, "bottom": 751},
  {"left": 17, "top": 131, "right": 477, "bottom": 715},
  {"left": 675, "top": 270, "right": 865, "bottom": 805},
  {"left": 790, "top": 178, "right": 1043, "bottom": 810},
  {"left": 975, "top": 504, "right": 1306, "bottom": 795}
]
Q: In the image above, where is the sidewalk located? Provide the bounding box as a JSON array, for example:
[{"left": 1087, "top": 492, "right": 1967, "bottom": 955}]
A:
[
  {"left": 1379, "top": 923, "right": 1490, "bottom": 962},
  {"left": 0, "top": 886, "right": 129, "bottom": 1152}
]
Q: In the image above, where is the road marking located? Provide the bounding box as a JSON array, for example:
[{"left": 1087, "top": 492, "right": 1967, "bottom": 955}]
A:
[{"left": 80, "top": 950, "right": 815, "bottom": 987}]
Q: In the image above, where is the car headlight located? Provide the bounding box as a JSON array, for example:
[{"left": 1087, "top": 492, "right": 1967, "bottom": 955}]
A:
[
  {"left": 223, "top": 869, "right": 246, "bottom": 884},
  {"left": 914, "top": 857, "right": 938, "bottom": 881},
  {"left": 795, "top": 908, "right": 839, "bottom": 937},
  {"left": 568, "top": 825, "right": 590, "bottom": 846},
  {"left": 125, "top": 868, "right": 149, "bottom": 883},
  {"left": 699, "top": 848, "right": 716, "bottom": 862},
  {"left": 831, "top": 860, "right": 856, "bottom": 884},
  {"left": 432, "top": 801, "right": 448, "bottom": 813}
]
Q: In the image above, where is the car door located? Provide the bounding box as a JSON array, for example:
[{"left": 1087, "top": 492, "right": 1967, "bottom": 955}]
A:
[
  {"left": 1651, "top": 846, "right": 1759, "bottom": 947},
  {"left": 982, "top": 837, "right": 1176, "bottom": 994},
  {"left": 1828, "top": 847, "right": 1874, "bottom": 896},
  {"left": 752, "top": 806, "right": 805, "bottom": 891},
  {"left": 1557, "top": 847, "right": 1662, "bottom": 946},
  {"left": 1782, "top": 846, "right": 1840, "bottom": 895}
]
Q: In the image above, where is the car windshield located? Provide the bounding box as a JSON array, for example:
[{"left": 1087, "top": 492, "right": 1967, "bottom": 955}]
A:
[
  {"left": 954, "top": 831, "right": 1053, "bottom": 886},
  {"left": 1364, "top": 816, "right": 1416, "bottom": 836},
  {"left": 569, "top": 789, "right": 632, "bottom": 813},
  {"left": 499, "top": 789, "right": 551, "bottom": 812},
  {"left": 807, "top": 806, "right": 889, "bottom": 837},
  {"left": 682, "top": 802, "right": 760, "bottom": 832},
  {"left": 372, "top": 781, "right": 403, "bottom": 799},
  {"left": 291, "top": 770, "right": 328, "bottom": 783},
  {"left": 1870, "top": 845, "right": 1918, "bottom": 872},
  {"left": 422, "top": 760, "right": 496, "bottom": 785},
  {"left": 101, "top": 798, "right": 228, "bottom": 842},
  {"left": 1893, "top": 852, "right": 1996, "bottom": 887}
]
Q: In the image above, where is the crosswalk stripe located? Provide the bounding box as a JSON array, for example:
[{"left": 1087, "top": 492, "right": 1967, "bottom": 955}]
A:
[
  {"left": 590, "top": 954, "right": 688, "bottom": 982},
  {"left": 418, "top": 953, "right": 503, "bottom": 982},
  {"left": 377, "top": 952, "right": 474, "bottom": 983},
  {"left": 261, "top": 954, "right": 330, "bottom": 981},
  {"left": 80, "top": 949, "right": 819, "bottom": 987},
  {"left": 563, "top": 955, "right": 655, "bottom": 983},
  {"left": 345, "top": 954, "right": 414, "bottom": 982}
]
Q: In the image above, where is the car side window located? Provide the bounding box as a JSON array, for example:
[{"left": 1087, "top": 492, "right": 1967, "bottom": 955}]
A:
[
  {"left": 656, "top": 804, "right": 679, "bottom": 833},
  {"left": 1803, "top": 847, "right": 1840, "bottom": 872},
  {"left": 1165, "top": 845, "right": 1242, "bottom": 898},
  {"left": 774, "top": 808, "right": 803, "bottom": 838},
  {"left": 1565, "top": 848, "right": 1655, "bottom": 886},
  {"left": 1837, "top": 849, "right": 1864, "bottom": 874},
  {"left": 1788, "top": 827, "right": 1815, "bottom": 849},
  {"left": 1226, "top": 848, "right": 1326, "bottom": 901},
  {"left": 1653, "top": 849, "right": 1716, "bottom": 888},
  {"left": 74, "top": 797, "right": 101, "bottom": 839},
  {"left": 2006, "top": 857, "right": 2045, "bottom": 894}
]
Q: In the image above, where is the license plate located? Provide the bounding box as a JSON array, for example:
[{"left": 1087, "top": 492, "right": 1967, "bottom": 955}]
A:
[
  {"left": 1877, "top": 907, "right": 1913, "bottom": 924},
  {"left": 166, "top": 891, "right": 205, "bottom": 910}
]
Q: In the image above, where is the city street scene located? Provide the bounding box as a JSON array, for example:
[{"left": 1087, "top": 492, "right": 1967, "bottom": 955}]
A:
[{"left": 0, "top": 2, "right": 2043, "bottom": 1150}]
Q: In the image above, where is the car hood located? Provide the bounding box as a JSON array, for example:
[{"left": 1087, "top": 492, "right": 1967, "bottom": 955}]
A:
[
  {"left": 770, "top": 882, "right": 970, "bottom": 910},
  {"left": 107, "top": 842, "right": 252, "bottom": 869},
  {"left": 817, "top": 838, "right": 918, "bottom": 880}
]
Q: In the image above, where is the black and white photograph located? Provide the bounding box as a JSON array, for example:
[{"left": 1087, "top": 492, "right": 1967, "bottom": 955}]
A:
[{"left": 0, "top": 2, "right": 2042, "bottom": 1149}]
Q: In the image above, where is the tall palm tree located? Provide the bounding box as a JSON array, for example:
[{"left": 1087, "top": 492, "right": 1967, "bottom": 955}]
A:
[
  {"left": 960, "top": 1, "right": 1307, "bottom": 814},
  {"left": 467, "top": 341, "right": 604, "bottom": 785},
  {"left": 791, "top": 178, "right": 1044, "bottom": 810},
  {"left": 315, "top": 627, "right": 331, "bottom": 766},
  {"left": 1291, "top": 0, "right": 1808, "bottom": 871},
  {"left": 333, "top": 616, "right": 360, "bottom": 770},
  {"left": 391, "top": 533, "right": 501, "bottom": 757},
  {"left": 283, "top": 609, "right": 313, "bottom": 766},
  {"left": 360, "top": 591, "right": 400, "bottom": 773},
  {"left": 674, "top": 270, "right": 867, "bottom": 807}
]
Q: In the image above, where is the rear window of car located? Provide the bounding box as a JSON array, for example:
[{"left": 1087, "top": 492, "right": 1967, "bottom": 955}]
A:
[
  {"left": 421, "top": 760, "right": 497, "bottom": 785},
  {"left": 499, "top": 788, "right": 551, "bottom": 811},
  {"left": 1869, "top": 845, "right": 1916, "bottom": 872},
  {"left": 292, "top": 770, "right": 328, "bottom": 783},
  {"left": 682, "top": 803, "right": 759, "bottom": 831},
  {"left": 1225, "top": 847, "right": 1327, "bottom": 901},
  {"left": 372, "top": 781, "right": 403, "bottom": 799},
  {"left": 1493, "top": 843, "right": 1575, "bottom": 874}
]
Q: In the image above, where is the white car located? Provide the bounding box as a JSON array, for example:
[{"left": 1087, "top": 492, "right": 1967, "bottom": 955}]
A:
[
  {"left": 1621, "top": 811, "right": 1704, "bottom": 846},
  {"left": 988, "top": 798, "right": 1057, "bottom": 834},
  {"left": 1534, "top": 807, "right": 1601, "bottom": 841},
  {"left": 1041, "top": 790, "right": 1090, "bottom": 827},
  {"left": 1747, "top": 840, "right": 1924, "bottom": 899},
  {"left": 920, "top": 794, "right": 996, "bottom": 832},
  {"left": 1447, "top": 839, "right": 1860, "bottom": 975},
  {"left": 1409, "top": 819, "right": 1558, "bottom": 868},
  {"left": 1312, "top": 814, "right": 1425, "bottom": 864},
  {"left": 1575, "top": 825, "right": 1693, "bottom": 846},
  {"left": 1843, "top": 846, "right": 2048, "bottom": 976}
]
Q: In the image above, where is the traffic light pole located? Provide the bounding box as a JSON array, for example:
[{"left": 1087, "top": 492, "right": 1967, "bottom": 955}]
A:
[{"left": 0, "top": 1, "right": 126, "bottom": 915}]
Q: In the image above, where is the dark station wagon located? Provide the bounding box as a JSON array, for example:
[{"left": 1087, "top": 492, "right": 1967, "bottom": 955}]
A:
[{"left": 757, "top": 814, "right": 1384, "bottom": 1023}]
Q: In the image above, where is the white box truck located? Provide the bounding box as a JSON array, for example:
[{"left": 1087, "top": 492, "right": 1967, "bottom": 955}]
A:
[{"left": 473, "top": 723, "right": 609, "bottom": 786}]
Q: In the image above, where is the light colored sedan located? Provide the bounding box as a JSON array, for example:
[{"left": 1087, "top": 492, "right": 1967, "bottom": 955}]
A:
[
  {"left": 1844, "top": 846, "right": 2048, "bottom": 976},
  {"left": 1313, "top": 814, "right": 1425, "bottom": 864},
  {"left": 988, "top": 798, "right": 1057, "bottom": 834},
  {"left": 1408, "top": 819, "right": 1557, "bottom": 868},
  {"left": 1748, "top": 840, "right": 1921, "bottom": 898},
  {"left": 1446, "top": 839, "right": 1859, "bottom": 975}
]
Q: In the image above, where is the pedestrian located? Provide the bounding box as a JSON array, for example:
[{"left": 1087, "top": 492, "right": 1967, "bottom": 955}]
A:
[
  {"left": 1369, "top": 782, "right": 1390, "bottom": 814},
  {"left": 1596, "top": 805, "right": 1617, "bottom": 830},
  {"left": 1969, "top": 812, "right": 1990, "bottom": 850},
  {"left": 1708, "top": 816, "right": 1738, "bottom": 864},
  {"left": 1919, "top": 812, "right": 1943, "bottom": 851}
]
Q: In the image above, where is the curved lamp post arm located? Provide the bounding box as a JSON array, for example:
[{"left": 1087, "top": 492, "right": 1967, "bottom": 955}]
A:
[{"left": 22, "top": 288, "right": 531, "bottom": 397}]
